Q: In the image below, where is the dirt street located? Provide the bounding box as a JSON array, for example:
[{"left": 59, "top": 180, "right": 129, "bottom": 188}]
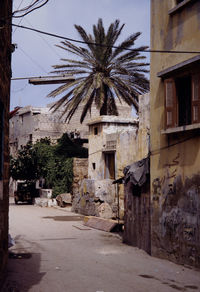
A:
[{"left": 2, "top": 199, "right": 200, "bottom": 292}]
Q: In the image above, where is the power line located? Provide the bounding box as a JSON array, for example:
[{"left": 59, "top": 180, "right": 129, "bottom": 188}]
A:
[
  {"left": 13, "top": 0, "right": 49, "bottom": 18},
  {"left": 11, "top": 83, "right": 28, "bottom": 93},
  {"left": 15, "top": 0, "right": 25, "bottom": 11},
  {"left": 18, "top": 46, "right": 48, "bottom": 73},
  {"left": 150, "top": 134, "right": 198, "bottom": 155},
  {"left": 24, "top": 18, "right": 62, "bottom": 59},
  {"left": 13, "top": 0, "right": 26, "bottom": 34},
  {"left": 11, "top": 23, "right": 200, "bottom": 54}
]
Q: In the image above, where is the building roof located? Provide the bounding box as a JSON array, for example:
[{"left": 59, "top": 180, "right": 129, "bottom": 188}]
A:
[
  {"left": 87, "top": 115, "right": 138, "bottom": 126},
  {"left": 9, "top": 107, "right": 21, "bottom": 119}
]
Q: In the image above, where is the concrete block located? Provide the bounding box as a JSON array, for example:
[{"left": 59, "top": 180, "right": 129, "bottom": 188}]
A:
[{"left": 39, "top": 189, "right": 52, "bottom": 199}]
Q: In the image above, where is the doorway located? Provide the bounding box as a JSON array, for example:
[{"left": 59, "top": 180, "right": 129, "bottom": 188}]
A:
[{"left": 104, "top": 152, "right": 115, "bottom": 180}]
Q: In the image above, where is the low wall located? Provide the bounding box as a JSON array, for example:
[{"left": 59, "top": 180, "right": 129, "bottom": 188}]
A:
[{"left": 72, "top": 178, "right": 118, "bottom": 219}]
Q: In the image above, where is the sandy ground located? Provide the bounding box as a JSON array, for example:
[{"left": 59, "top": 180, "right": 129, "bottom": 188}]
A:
[{"left": 2, "top": 198, "right": 200, "bottom": 292}]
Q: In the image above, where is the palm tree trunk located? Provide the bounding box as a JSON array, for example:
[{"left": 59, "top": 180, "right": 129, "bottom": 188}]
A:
[{"left": 100, "top": 84, "right": 108, "bottom": 115}]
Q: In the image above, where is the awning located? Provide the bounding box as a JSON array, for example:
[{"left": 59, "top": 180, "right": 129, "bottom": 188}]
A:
[
  {"left": 113, "top": 156, "right": 150, "bottom": 187},
  {"left": 157, "top": 55, "right": 200, "bottom": 79},
  {"left": 123, "top": 156, "right": 149, "bottom": 187}
]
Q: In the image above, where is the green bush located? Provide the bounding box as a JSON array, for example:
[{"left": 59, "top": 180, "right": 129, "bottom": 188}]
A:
[{"left": 10, "top": 134, "right": 87, "bottom": 197}]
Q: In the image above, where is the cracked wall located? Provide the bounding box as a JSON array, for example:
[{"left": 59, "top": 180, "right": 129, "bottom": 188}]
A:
[{"left": 150, "top": 0, "right": 200, "bottom": 267}]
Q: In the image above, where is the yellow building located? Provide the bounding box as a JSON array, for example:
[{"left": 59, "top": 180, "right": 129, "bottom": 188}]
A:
[{"left": 150, "top": 0, "right": 200, "bottom": 267}]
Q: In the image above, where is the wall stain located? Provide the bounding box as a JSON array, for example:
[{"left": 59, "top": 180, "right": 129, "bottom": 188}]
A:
[{"left": 152, "top": 173, "right": 200, "bottom": 268}]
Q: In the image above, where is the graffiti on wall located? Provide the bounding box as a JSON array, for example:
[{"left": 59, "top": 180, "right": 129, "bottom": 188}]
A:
[{"left": 152, "top": 153, "right": 180, "bottom": 202}]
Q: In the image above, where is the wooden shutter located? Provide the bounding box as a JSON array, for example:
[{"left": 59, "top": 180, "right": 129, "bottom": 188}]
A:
[
  {"left": 192, "top": 74, "right": 200, "bottom": 124},
  {"left": 164, "top": 78, "right": 177, "bottom": 128}
]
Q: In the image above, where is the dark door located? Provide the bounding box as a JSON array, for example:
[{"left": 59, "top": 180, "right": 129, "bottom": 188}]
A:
[
  {"left": 123, "top": 177, "right": 151, "bottom": 255},
  {"left": 104, "top": 152, "right": 115, "bottom": 180}
]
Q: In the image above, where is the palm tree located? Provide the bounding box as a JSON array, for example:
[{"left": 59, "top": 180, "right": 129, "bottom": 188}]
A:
[{"left": 48, "top": 19, "right": 149, "bottom": 123}]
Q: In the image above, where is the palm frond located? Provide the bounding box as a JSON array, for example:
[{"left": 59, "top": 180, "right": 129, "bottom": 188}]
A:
[
  {"left": 50, "top": 89, "right": 74, "bottom": 112},
  {"left": 75, "top": 24, "right": 96, "bottom": 56},
  {"left": 111, "top": 32, "right": 141, "bottom": 60},
  {"left": 49, "top": 19, "right": 149, "bottom": 122},
  {"left": 115, "top": 46, "right": 149, "bottom": 63},
  {"left": 47, "top": 78, "right": 83, "bottom": 97}
]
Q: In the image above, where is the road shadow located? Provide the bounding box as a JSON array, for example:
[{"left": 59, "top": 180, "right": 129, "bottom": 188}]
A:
[{"left": 2, "top": 252, "right": 45, "bottom": 292}]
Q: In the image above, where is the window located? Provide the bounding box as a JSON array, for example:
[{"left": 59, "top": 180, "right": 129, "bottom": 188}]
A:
[
  {"left": 94, "top": 126, "right": 98, "bottom": 135},
  {"left": 0, "top": 101, "right": 4, "bottom": 179},
  {"left": 104, "top": 152, "right": 115, "bottom": 180},
  {"left": 164, "top": 73, "right": 200, "bottom": 129}
]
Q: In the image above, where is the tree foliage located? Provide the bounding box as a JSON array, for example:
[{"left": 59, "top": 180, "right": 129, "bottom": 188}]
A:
[
  {"left": 10, "top": 142, "right": 39, "bottom": 181},
  {"left": 10, "top": 135, "right": 88, "bottom": 197},
  {"left": 48, "top": 18, "right": 149, "bottom": 123}
]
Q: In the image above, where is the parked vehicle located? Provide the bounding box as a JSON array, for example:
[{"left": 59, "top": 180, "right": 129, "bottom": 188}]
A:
[{"left": 14, "top": 181, "right": 39, "bottom": 204}]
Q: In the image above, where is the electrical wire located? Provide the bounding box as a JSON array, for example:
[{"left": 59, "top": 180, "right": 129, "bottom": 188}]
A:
[
  {"left": 150, "top": 133, "right": 199, "bottom": 155},
  {"left": 15, "top": 0, "right": 25, "bottom": 11},
  {"left": 24, "top": 18, "right": 62, "bottom": 59},
  {"left": 13, "top": 0, "right": 49, "bottom": 18},
  {"left": 11, "top": 84, "right": 28, "bottom": 93},
  {"left": 11, "top": 23, "right": 200, "bottom": 54},
  {"left": 18, "top": 46, "right": 48, "bottom": 73},
  {"left": 13, "top": 0, "right": 26, "bottom": 34}
]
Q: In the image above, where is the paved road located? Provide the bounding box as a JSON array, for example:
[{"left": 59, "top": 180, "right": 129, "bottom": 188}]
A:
[{"left": 2, "top": 199, "right": 200, "bottom": 292}]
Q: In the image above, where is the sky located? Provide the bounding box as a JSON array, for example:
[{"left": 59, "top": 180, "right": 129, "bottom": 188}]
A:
[{"left": 11, "top": 0, "right": 150, "bottom": 110}]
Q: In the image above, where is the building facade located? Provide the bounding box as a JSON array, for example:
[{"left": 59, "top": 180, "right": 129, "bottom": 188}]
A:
[
  {"left": 9, "top": 105, "right": 69, "bottom": 157},
  {"left": 0, "top": 0, "right": 12, "bottom": 284},
  {"left": 10, "top": 100, "right": 132, "bottom": 157},
  {"left": 150, "top": 0, "right": 200, "bottom": 267},
  {"left": 72, "top": 116, "right": 138, "bottom": 219}
]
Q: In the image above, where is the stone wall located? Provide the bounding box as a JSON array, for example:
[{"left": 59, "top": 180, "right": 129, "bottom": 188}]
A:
[
  {"left": 9, "top": 106, "right": 69, "bottom": 157},
  {"left": 0, "top": 0, "right": 12, "bottom": 284},
  {"left": 72, "top": 179, "right": 117, "bottom": 219},
  {"left": 48, "top": 99, "right": 133, "bottom": 140},
  {"left": 72, "top": 158, "right": 88, "bottom": 211}
]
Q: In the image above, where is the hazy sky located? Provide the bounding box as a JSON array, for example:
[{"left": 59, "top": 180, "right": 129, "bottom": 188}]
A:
[{"left": 11, "top": 0, "right": 150, "bottom": 110}]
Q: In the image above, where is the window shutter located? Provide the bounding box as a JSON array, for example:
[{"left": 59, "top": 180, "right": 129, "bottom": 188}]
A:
[
  {"left": 192, "top": 74, "right": 200, "bottom": 124},
  {"left": 164, "top": 78, "right": 177, "bottom": 128}
]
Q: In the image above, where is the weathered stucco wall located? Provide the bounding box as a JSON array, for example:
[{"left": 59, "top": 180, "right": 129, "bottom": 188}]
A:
[
  {"left": 87, "top": 116, "right": 138, "bottom": 218},
  {"left": 150, "top": 0, "right": 200, "bottom": 267},
  {"left": 0, "top": 0, "right": 12, "bottom": 284},
  {"left": 138, "top": 93, "right": 150, "bottom": 160},
  {"left": 88, "top": 116, "right": 138, "bottom": 180}
]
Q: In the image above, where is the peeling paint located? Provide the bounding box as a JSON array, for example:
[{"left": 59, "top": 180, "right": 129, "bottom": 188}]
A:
[{"left": 152, "top": 174, "right": 200, "bottom": 268}]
